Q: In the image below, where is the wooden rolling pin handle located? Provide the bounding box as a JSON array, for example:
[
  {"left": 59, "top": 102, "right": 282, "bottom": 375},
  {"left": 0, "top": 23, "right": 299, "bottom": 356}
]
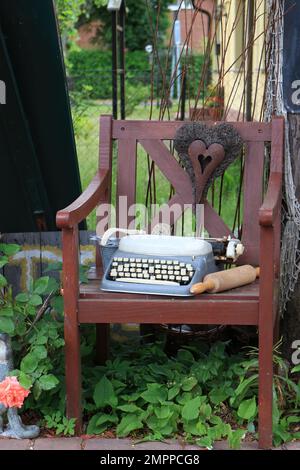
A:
[{"left": 190, "top": 279, "right": 215, "bottom": 295}]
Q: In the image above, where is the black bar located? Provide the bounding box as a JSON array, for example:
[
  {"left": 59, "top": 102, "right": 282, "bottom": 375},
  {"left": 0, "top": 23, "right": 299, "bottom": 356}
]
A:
[
  {"left": 112, "top": 10, "right": 118, "bottom": 119},
  {"left": 180, "top": 72, "right": 186, "bottom": 121},
  {"left": 119, "top": 0, "right": 126, "bottom": 119}
]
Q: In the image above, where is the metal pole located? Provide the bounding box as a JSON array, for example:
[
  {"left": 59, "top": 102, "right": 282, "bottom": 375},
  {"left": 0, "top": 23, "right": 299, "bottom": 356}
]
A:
[
  {"left": 246, "top": 0, "right": 254, "bottom": 121},
  {"left": 180, "top": 72, "right": 186, "bottom": 121},
  {"left": 112, "top": 10, "right": 118, "bottom": 119},
  {"left": 119, "top": 0, "right": 125, "bottom": 119}
]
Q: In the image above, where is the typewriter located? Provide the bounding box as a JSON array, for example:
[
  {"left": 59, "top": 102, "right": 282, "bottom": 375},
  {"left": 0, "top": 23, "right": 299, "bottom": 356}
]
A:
[{"left": 99, "top": 233, "right": 243, "bottom": 297}]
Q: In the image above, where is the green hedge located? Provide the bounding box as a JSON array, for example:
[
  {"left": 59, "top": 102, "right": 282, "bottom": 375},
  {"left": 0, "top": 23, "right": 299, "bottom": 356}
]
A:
[
  {"left": 68, "top": 49, "right": 149, "bottom": 99},
  {"left": 68, "top": 49, "right": 206, "bottom": 100}
]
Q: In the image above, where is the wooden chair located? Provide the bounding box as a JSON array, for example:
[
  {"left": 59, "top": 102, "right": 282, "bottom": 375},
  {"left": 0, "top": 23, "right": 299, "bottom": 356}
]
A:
[{"left": 56, "top": 115, "right": 284, "bottom": 449}]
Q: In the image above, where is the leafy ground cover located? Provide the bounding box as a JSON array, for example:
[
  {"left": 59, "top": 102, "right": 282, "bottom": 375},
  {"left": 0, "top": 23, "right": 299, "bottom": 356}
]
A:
[{"left": 1, "top": 243, "right": 300, "bottom": 448}]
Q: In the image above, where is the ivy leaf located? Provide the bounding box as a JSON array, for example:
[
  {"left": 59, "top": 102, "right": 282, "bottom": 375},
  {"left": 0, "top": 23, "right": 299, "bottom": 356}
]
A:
[
  {"left": 44, "top": 277, "right": 59, "bottom": 294},
  {"left": 96, "top": 414, "right": 118, "bottom": 426},
  {"left": 29, "top": 294, "right": 43, "bottom": 306},
  {"left": 184, "top": 420, "right": 207, "bottom": 436},
  {"left": 0, "top": 256, "right": 8, "bottom": 268},
  {"left": 20, "top": 352, "right": 39, "bottom": 374},
  {"left": 0, "top": 243, "right": 20, "bottom": 256},
  {"left": 0, "top": 274, "right": 7, "bottom": 288},
  {"left": 228, "top": 429, "right": 246, "bottom": 449},
  {"left": 181, "top": 396, "right": 201, "bottom": 421},
  {"left": 15, "top": 293, "right": 29, "bottom": 303},
  {"left": 196, "top": 436, "right": 213, "bottom": 449},
  {"left": 237, "top": 397, "right": 257, "bottom": 420},
  {"left": 141, "top": 384, "right": 167, "bottom": 404},
  {"left": 15, "top": 321, "right": 27, "bottom": 335},
  {"left": 116, "top": 414, "right": 143, "bottom": 437},
  {"left": 154, "top": 406, "right": 172, "bottom": 420},
  {"left": 39, "top": 374, "right": 59, "bottom": 390},
  {"left": 117, "top": 404, "right": 142, "bottom": 413},
  {"left": 0, "top": 317, "right": 15, "bottom": 334},
  {"left": 51, "top": 296, "right": 64, "bottom": 315},
  {"left": 33, "top": 277, "right": 49, "bottom": 295},
  {"left": 93, "top": 376, "right": 118, "bottom": 408},
  {"left": 87, "top": 413, "right": 117, "bottom": 435},
  {"left": 181, "top": 376, "right": 198, "bottom": 391},
  {"left": 33, "top": 345, "right": 47, "bottom": 360},
  {"left": 168, "top": 385, "right": 180, "bottom": 400},
  {"left": 19, "top": 372, "right": 33, "bottom": 389},
  {"left": 34, "top": 335, "right": 48, "bottom": 345},
  {"left": 0, "top": 307, "right": 14, "bottom": 317},
  {"left": 209, "top": 386, "right": 232, "bottom": 405},
  {"left": 199, "top": 403, "right": 212, "bottom": 419},
  {"left": 33, "top": 381, "right": 42, "bottom": 401}
]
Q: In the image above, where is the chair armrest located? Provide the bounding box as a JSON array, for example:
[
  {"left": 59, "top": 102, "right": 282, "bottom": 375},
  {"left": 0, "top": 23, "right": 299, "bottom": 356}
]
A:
[
  {"left": 56, "top": 169, "right": 110, "bottom": 228},
  {"left": 259, "top": 172, "right": 282, "bottom": 227}
]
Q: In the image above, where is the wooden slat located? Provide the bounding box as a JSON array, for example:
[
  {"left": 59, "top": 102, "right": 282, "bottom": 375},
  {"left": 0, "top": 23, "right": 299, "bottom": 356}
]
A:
[
  {"left": 270, "top": 117, "right": 285, "bottom": 173},
  {"left": 116, "top": 138, "right": 137, "bottom": 227},
  {"left": 99, "top": 115, "right": 113, "bottom": 169},
  {"left": 139, "top": 139, "right": 193, "bottom": 202},
  {"left": 204, "top": 201, "right": 233, "bottom": 237},
  {"left": 62, "top": 227, "right": 82, "bottom": 433},
  {"left": 78, "top": 298, "right": 259, "bottom": 325},
  {"left": 80, "top": 277, "right": 260, "bottom": 301},
  {"left": 258, "top": 226, "right": 275, "bottom": 448},
  {"left": 239, "top": 141, "right": 265, "bottom": 266},
  {"left": 98, "top": 116, "right": 113, "bottom": 264},
  {"left": 113, "top": 120, "right": 272, "bottom": 142}
]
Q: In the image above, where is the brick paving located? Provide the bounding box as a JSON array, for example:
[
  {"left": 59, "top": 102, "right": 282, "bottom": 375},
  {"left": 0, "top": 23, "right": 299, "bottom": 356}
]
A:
[{"left": 0, "top": 437, "right": 299, "bottom": 450}]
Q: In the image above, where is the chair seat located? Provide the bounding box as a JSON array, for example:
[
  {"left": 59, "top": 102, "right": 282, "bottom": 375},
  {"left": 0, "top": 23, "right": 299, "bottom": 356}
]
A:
[{"left": 78, "top": 269, "right": 260, "bottom": 326}]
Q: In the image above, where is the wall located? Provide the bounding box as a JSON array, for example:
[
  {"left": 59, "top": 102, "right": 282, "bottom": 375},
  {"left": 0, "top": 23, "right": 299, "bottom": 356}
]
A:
[{"left": 212, "top": 0, "right": 266, "bottom": 121}]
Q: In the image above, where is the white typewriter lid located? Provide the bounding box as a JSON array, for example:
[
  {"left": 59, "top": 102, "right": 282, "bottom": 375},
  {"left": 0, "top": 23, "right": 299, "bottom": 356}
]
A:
[{"left": 118, "top": 235, "right": 212, "bottom": 257}]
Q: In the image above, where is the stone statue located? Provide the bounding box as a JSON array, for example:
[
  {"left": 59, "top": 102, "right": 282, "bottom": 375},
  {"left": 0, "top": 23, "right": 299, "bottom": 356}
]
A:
[{"left": 0, "top": 333, "right": 39, "bottom": 439}]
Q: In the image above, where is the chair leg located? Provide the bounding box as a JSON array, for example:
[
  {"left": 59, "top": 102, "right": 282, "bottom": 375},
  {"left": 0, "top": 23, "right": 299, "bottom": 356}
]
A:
[
  {"left": 258, "top": 322, "right": 273, "bottom": 449},
  {"left": 65, "top": 320, "right": 82, "bottom": 435},
  {"left": 95, "top": 324, "right": 110, "bottom": 365}
]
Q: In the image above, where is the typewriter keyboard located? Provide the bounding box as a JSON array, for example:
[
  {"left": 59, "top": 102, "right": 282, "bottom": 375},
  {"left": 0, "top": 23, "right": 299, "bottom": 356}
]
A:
[{"left": 108, "top": 257, "right": 195, "bottom": 286}]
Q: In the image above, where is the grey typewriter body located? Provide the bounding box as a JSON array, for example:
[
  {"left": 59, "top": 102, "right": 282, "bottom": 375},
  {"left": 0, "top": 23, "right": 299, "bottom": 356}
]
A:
[{"left": 100, "top": 235, "right": 217, "bottom": 297}]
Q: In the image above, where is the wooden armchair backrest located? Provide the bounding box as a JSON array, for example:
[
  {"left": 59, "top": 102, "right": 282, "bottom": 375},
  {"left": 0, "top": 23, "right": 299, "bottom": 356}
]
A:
[{"left": 98, "top": 116, "right": 278, "bottom": 266}]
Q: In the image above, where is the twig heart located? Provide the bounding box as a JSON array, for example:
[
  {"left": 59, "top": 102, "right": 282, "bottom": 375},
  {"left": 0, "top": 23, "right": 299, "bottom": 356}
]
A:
[{"left": 174, "top": 122, "right": 243, "bottom": 204}]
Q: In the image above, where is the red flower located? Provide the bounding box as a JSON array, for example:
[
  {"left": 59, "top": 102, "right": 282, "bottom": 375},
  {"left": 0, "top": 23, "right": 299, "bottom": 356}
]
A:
[{"left": 0, "top": 376, "right": 30, "bottom": 408}]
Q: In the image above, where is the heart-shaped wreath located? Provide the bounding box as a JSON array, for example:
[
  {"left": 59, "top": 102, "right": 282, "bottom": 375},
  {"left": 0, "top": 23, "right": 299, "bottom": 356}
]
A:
[{"left": 174, "top": 122, "right": 244, "bottom": 204}]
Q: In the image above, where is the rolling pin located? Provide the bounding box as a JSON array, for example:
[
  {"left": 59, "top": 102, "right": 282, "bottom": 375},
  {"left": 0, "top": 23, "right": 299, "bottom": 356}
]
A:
[{"left": 190, "top": 265, "right": 260, "bottom": 295}]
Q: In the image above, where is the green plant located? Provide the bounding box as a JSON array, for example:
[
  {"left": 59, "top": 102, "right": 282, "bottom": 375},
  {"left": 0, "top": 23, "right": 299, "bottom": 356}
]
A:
[
  {"left": 2, "top": 243, "right": 300, "bottom": 445},
  {"left": 44, "top": 411, "right": 76, "bottom": 436},
  {"left": 68, "top": 49, "right": 150, "bottom": 100},
  {"left": 91, "top": 0, "right": 170, "bottom": 52},
  {"left": 0, "top": 243, "right": 67, "bottom": 426},
  {"left": 82, "top": 339, "right": 300, "bottom": 449}
]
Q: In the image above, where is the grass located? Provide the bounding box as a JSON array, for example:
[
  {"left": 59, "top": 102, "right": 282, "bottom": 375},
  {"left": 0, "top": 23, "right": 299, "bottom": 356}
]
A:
[{"left": 73, "top": 101, "right": 242, "bottom": 232}]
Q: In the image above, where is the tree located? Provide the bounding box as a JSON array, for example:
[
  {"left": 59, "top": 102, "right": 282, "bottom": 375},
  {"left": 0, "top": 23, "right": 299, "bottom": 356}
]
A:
[
  {"left": 91, "top": 0, "right": 171, "bottom": 51},
  {"left": 55, "top": 0, "right": 107, "bottom": 39}
]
